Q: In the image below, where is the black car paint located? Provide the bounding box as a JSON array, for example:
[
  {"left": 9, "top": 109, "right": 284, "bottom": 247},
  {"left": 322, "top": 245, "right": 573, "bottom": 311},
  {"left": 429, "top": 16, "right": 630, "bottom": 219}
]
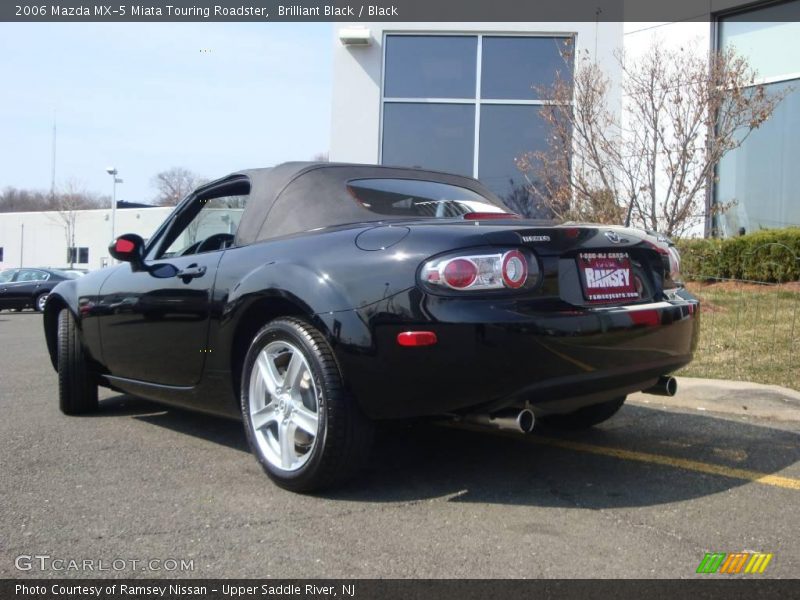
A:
[{"left": 43, "top": 164, "right": 699, "bottom": 423}]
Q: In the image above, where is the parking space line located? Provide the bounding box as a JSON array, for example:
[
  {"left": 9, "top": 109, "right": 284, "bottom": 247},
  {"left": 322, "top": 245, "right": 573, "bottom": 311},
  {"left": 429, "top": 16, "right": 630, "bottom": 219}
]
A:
[
  {"left": 530, "top": 436, "right": 800, "bottom": 490},
  {"left": 457, "top": 425, "right": 800, "bottom": 490}
]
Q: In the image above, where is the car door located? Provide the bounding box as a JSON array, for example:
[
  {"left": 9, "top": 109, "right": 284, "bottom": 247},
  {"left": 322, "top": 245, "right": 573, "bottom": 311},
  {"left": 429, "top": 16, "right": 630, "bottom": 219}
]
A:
[
  {"left": 5, "top": 269, "right": 49, "bottom": 308},
  {"left": 0, "top": 269, "right": 19, "bottom": 308},
  {"left": 96, "top": 180, "right": 248, "bottom": 386}
]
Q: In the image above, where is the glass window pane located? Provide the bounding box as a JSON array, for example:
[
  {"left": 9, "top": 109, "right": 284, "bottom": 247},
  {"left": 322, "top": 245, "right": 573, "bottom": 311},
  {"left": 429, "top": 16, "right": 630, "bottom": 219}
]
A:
[
  {"left": 716, "top": 80, "right": 800, "bottom": 235},
  {"left": 347, "top": 178, "right": 504, "bottom": 218},
  {"left": 719, "top": 1, "right": 800, "bottom": 81},
  {"left": 478, "top": 104, "right": 551, "bottom": 215},
  {"left": 481, "top": 37, "right": 573, "bottom": 100},
  {"left": 382, "top": 103, "right": 475, "bottom": 176},
  {"left": 384, "top": 36, "right": 477, "bottom": 99}
]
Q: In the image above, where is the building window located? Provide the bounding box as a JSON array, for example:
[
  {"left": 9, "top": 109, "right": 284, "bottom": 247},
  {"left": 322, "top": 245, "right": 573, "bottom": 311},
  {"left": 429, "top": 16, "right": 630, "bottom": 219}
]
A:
[
  {"left": 715, "top": 1, "right": 800, "bottom": 235},
  {"left": 0, "top": 247, "right": 3, "bottom": 262},
  {"left": 67, "top": 247, "right": 89, "bottom": 264},
  {"left": 381, "top": 34, "right": 573, "bottom": 209}
]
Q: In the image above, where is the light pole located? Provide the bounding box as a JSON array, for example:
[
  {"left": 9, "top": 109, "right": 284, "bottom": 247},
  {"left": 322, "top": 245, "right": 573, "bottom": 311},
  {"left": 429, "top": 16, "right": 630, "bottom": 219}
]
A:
[{"left": 105, "top": 167, "right": 123, "bottom": 242}]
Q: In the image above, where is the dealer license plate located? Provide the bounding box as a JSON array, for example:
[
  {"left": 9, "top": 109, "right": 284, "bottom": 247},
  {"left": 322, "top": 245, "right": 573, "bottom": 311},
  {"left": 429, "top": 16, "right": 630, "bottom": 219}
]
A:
[{"left": 577, "top": 252, "right": 639, "bottom": 303}]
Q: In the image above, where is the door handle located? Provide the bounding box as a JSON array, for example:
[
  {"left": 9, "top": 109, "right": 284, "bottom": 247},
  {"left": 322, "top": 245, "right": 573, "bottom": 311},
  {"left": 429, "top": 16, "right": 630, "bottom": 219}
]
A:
[{"left": 176, "top": 264, "right": 207, "bottom": 281}]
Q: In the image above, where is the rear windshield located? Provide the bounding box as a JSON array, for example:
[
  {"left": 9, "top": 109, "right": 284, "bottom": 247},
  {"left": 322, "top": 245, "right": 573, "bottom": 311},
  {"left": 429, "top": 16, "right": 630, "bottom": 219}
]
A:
[{"left": 347, "top": 178, "right": 506, "bottom": 218}]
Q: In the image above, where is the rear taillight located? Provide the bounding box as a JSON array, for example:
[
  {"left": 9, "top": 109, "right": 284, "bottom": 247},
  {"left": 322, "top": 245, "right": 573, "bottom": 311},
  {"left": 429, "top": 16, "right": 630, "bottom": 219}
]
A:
[
  {"left": 443, "top": 259, "right": 478, "bottom": 289},
  {"left": 666, "top": 245, "right": 681, "bottom": 282},
  {"left": 644, "top": 238, "right": 682, "bottom": 285},
  {"left": 421, "top": 248, "right": 539, "bottom": 292}
]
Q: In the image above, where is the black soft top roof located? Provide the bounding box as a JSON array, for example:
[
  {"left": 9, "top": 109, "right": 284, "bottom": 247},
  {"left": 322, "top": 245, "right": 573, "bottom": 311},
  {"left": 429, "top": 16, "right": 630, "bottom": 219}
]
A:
[{"left": 231, "top": 162, "right": 505, "bottom": 245}]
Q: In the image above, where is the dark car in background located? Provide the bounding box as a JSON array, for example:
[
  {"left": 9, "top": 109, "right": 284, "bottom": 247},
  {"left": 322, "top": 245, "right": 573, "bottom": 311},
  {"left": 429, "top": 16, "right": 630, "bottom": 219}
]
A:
[
  {"left": 42, "top": 162, "right": 699, "bottom": 492},
  {"left": 0, "top": 268, "right": 78, "bottom": 312}
]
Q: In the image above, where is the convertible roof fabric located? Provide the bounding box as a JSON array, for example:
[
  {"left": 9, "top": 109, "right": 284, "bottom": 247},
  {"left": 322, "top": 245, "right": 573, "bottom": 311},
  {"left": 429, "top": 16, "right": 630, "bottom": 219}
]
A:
[{"left": 231, "top": 162, "right": 505, "bottom": 245}]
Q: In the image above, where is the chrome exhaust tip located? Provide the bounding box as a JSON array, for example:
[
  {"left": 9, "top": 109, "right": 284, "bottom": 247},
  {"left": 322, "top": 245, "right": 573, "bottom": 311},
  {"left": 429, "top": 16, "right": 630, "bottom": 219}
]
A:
[
  {"left": 643, "top": 375, "right": 678, "bottom": 397},
  {"left": 466, "top": 408, "right": 536, "bottom": 434}
]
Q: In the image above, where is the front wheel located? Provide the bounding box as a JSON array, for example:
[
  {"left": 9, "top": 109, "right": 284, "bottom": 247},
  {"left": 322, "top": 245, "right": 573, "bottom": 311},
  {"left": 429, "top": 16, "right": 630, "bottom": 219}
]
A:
[
  {"left": 241, "top": 317, "right": 372, "bottom": 492},
  {"left": 57, "top": 309, "right": 98, "bottom": 415},
  {"left": 539, "top": 396, "right": 626, "bottom": 430}
]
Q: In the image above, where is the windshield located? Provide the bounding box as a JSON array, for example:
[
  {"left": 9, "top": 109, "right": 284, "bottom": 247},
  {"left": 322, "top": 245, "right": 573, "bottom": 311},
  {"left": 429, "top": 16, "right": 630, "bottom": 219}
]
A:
[
  {"left": 0, "top": 269, "right": 15, "bottom": 283},
  {"left": 347, "top": 178, "right": 507, "bottom": 218}
]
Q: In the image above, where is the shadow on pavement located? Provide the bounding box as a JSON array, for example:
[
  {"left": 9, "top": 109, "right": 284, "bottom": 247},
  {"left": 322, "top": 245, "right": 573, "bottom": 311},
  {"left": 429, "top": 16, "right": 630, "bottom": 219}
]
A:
[{"left": 97, "top": 393, "right": 799, "bottom": 509}]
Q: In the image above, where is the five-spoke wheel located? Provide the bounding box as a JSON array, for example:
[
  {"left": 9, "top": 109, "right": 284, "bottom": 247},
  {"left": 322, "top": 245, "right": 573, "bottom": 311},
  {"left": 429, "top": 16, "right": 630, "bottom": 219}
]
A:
[
  {"left": 241, "top": 317, "right": 372, "bottom": 492},
  {"left": 248, "top": 341, "right": 320, "bottom": 471}
]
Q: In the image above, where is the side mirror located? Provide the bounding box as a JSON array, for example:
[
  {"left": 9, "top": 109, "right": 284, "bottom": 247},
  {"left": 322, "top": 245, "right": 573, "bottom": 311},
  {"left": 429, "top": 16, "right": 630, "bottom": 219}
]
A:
[{"left": 109, "top": 234, "right": 145, "bottom": 270}]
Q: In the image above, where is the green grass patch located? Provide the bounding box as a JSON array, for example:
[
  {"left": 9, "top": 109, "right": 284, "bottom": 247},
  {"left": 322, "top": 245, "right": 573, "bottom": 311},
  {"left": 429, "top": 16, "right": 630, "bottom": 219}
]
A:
[{"left": 679, "top": 282, "right": 800, "bottom": 391}]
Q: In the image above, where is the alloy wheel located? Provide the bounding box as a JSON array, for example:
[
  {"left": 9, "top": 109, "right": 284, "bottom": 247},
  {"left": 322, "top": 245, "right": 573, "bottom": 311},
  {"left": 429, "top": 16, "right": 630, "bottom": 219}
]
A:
[
  {"left": 36, "top": 294, "right": 49, "bottom": 312},
  {"left": 247, "top": 340, "right": 320, "bottom": 471}
]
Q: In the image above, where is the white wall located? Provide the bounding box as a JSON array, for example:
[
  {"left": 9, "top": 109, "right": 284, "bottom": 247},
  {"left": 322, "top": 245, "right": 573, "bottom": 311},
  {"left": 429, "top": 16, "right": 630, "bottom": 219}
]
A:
[
  {"left": 330, "top": 21, "right": 625, "bottom": 164},
  {"left": 0, "top": 207, "right": 172, "bottom": 271}
]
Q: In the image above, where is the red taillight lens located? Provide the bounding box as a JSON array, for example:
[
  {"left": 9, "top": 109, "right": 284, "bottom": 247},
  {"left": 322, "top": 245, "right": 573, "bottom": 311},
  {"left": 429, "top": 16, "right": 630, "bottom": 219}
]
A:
[
  {"left": 397, "top": 331, "right": 438, "bottom": 347},
  {"left": 463, "top": 212, "right": 520, "bottom": 220},
  {"left": 443, "top": 259, "right": 478, "bottom": 289},
  {"left": 501, "top": 250, "right": 528, "bottom": 289}
]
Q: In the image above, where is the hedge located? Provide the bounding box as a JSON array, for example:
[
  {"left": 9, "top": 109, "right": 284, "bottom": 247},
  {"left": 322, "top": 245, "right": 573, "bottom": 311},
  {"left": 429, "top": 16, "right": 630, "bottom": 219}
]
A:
[{"left": 676, "top": 228, "right": 800, "bottom": 283}]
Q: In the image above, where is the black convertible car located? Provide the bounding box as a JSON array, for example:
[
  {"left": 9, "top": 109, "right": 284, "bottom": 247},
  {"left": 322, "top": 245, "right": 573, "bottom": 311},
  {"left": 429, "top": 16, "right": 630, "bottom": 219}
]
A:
[{"left": 43, "top": 162, "right": 699, "bottom": 491}]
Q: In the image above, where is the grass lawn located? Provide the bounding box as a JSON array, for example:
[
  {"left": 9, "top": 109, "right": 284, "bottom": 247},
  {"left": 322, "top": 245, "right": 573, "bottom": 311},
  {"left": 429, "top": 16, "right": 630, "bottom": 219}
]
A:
[{"left": 679, "top": 281, "right": 800, "bottom": 391}]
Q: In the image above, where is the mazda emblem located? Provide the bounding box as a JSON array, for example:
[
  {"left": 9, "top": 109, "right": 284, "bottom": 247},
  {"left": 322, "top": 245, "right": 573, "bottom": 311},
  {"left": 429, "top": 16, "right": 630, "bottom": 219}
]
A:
[{"left": 604, "top": 231, "right": 621, "bottom": 244}]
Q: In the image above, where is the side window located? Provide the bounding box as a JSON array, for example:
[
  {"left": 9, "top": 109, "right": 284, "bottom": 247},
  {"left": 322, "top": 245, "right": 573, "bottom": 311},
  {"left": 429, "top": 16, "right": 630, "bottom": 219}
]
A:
[
  {"left": 18, "top": 270, "right": 49, "bottom": 282},
  {"left": 152, "top": 180, "right": 250, "bottom": 260}
]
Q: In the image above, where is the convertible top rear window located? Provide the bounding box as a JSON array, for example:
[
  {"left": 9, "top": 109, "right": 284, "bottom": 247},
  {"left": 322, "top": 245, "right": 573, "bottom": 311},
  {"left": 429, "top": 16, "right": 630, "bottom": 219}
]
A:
[{"left": 347, "top": 178, "right": 506, "bottom": 218}]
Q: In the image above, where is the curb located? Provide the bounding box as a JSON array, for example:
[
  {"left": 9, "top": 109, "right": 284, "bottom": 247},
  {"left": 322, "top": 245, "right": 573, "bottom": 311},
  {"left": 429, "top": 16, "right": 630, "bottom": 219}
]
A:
[{"left": 628, "top": 376, "right": 800, "bottom": 422}]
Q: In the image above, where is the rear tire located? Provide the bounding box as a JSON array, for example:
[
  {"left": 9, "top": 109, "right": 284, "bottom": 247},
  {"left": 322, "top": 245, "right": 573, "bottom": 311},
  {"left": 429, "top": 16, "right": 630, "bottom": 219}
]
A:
[
  {"left": 241, "top": 317, "right": 372, "bottom": 492},
  {"left": 57, "top": 309, "right": 99, "bottom": 415},
  {"left": 540, "top": 396, "right": 626, "bottom": 430}
]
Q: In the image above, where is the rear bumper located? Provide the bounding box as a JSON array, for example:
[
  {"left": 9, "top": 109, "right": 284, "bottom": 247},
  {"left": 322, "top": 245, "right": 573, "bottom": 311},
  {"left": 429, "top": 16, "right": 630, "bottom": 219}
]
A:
[{"left": 320, "top": 290, "right": 699, "bottom": 420}]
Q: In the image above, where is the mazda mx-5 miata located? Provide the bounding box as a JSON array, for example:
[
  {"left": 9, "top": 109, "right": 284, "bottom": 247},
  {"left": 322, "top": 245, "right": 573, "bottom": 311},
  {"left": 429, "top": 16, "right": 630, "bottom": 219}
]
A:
[{"left": 43, "top": 162, "right": 699, "bottom": 491}]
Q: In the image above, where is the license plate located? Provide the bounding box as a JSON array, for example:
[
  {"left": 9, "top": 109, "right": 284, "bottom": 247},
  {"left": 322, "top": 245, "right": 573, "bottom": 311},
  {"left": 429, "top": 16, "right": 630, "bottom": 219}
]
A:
[{"left": 577, "top": 252, "right": 639, "bottom": 302}]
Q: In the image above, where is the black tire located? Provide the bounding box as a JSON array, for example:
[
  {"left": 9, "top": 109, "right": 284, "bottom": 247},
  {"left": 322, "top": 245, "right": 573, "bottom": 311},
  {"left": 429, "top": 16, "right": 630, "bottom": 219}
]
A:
[
  {"left": 57, "top": 309, "right": 99, "bottom": 415},
  {"left": 540, "top": 396, "right": 626, "bottom": 430},
  {"left": 34, "top": 292, "right": 49, "bottom": 312},
  {"left": 241, "top": 317, "right": 372, "bottom": 492}
]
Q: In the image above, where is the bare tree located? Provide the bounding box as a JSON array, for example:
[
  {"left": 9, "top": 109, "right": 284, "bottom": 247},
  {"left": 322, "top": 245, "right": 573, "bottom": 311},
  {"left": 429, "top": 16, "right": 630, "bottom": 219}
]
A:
[
  {"left": 49, "top": 180, "right": 105, "bottom": 268},
  {"left": 516, "top": 41, "right": 787, "bottom": 237},
  {"left": 0, "top": 187, "right": 50, "bottom": 212},
  {"left": 151, "top": 167, "right": 206, "bottom": 206}
]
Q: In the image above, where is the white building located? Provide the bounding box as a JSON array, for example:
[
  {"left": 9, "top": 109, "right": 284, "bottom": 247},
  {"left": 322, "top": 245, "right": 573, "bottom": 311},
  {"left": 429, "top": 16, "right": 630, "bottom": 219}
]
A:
[
  {"left": 330, "top": 2, "right": 799, "bottom": 236},
  {"left": 0, "top": 207, "right": 172, "bottom": 272}
]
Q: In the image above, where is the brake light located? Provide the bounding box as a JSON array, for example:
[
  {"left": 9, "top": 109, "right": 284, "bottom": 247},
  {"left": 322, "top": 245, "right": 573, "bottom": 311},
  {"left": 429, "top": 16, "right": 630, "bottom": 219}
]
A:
[
  {"left": 421, "top": 248, "right": 538, "bottom": 291},
  {"left": 463, "top": 212, "right": 520, "bottom": 220},
  {"left": 443, "top": 259, "right": 478, "bottom": 289}
]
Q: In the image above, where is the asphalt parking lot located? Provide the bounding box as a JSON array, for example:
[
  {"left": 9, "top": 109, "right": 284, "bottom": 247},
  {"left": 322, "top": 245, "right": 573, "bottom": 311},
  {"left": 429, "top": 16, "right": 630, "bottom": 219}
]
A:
[{"left": 1, "top": 311, "right": 798, "bottom": 579}]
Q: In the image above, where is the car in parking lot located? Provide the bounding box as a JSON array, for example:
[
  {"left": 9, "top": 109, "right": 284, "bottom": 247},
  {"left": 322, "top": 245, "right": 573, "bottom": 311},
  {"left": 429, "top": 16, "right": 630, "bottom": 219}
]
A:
[
  {"left": 42, "top": 162, "right": 699, "bottom": 492},
  {"left": 0, "top": 267, "right": 78, "bottom": 312}
]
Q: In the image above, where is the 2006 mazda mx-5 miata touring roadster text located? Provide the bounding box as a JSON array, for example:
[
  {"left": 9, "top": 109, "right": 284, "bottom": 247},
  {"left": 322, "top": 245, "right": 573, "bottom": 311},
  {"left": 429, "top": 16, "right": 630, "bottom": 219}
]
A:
[{"left": 42, "top": 162, "right": 698, "bottom": 491}]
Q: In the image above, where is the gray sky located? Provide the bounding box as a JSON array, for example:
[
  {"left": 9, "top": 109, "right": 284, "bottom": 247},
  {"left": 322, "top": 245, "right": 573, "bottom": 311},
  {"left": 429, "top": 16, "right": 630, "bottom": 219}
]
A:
[{"left": 0, "top": 22, "right": 333, "bottom": 203}]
